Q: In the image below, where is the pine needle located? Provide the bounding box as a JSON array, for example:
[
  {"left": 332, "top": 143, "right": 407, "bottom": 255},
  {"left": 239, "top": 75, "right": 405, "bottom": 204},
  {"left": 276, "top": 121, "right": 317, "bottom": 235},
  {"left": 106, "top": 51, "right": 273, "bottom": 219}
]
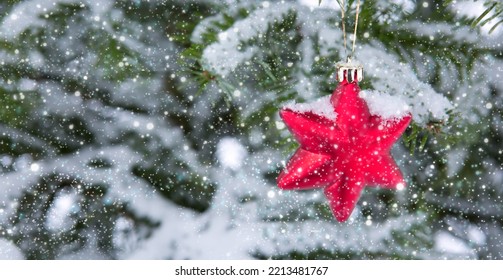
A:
[
  {"left": 471, "top": 3, "right": 497, "bottom": 28},
  {"left": 479, "top": 9, "right": 502, "bottom": 27},
  {"left": 489, "top": 19, "right": 503, "bottom": 33}
]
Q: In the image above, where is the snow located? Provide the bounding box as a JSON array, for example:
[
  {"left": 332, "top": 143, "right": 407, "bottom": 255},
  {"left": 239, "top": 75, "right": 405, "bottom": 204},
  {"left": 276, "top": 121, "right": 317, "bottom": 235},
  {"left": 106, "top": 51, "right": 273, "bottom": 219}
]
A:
[
  {"left": 374, "top": 0, "right": 417, "bottom": 22},
  {"left": 357, "top": 47, "right": 453, "bottom": 124},
  {"left": 200, "top": 3, "right": 293, "bottom": 76},
  {"left": 467, "top": 225, "right": 486, "bottom": 246},
  {"left": 190, "top": 14, "right": 226, "bottom": 44},
  {"left": 0, "top": 155, "right": 12, "bottom": 167},
  {"left": 216, "top": 137, "right": 248, "bottom": 171},
  {"left": 0, "top": 0, "right": 112, "bottom": 39},
  {"left": 434, "top": 231, "right": 473, "bottom": 255},
  {"left": 283, "top": 95, "right": 337, "bottom": 121},
  {"left": 359, "top": 90, "right": 410, "bottom": 120},
  {"left": 450, "top": 1, "right": 503, "bottom": 36},
  {"left": 46, "top": 191, "right": 78, "bottom": 231},
  {"left": 0, "top": 0, "right": 59, "bottom": 39},
  {"left": 282, "top": 90, "right": 409, "bottom": 121},
  {"left": 0, "top": 239, "right": 24, "bottom": 260},
  {"left": 298, "top": 0, "right": 339, "bottom": 9},
  {"left": 400, "top": 22, "right": 479, "bottom": 44}
]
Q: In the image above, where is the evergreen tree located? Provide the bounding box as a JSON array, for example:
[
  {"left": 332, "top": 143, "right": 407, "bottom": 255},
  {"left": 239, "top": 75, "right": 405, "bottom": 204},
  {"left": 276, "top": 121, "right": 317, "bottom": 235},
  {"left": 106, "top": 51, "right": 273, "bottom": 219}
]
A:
[{"left": 0, "top": 0, "right": 501, "bottom": 259}]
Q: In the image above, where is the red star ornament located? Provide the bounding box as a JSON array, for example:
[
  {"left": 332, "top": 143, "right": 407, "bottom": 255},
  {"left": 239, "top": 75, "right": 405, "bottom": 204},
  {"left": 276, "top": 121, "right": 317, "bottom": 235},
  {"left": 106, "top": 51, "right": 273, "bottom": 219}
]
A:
[{"left": 277, "top": 79, "right": 411, "bottom": 222}]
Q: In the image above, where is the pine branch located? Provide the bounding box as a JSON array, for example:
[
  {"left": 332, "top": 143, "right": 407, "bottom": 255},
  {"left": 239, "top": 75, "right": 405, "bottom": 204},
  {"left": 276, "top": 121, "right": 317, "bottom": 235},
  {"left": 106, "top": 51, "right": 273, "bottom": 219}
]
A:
[{"left": 445, "top": 0, "right": 503, "bottom": 33}]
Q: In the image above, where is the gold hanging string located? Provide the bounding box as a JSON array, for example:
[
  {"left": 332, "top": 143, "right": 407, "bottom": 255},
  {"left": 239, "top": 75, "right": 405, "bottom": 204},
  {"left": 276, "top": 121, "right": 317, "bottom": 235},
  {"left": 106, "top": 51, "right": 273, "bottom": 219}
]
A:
[
  {"left": 337, "top": 0, "right": 347, "bottom": 58},
  {"left": 351, "top": 0, "right": 361, "bottom": 58},
  {"left": 335, "top": 0, "right": 363, "bottom": 83},
  {"left": 337, "top": 0, "right": 361, "bottom": 59}
]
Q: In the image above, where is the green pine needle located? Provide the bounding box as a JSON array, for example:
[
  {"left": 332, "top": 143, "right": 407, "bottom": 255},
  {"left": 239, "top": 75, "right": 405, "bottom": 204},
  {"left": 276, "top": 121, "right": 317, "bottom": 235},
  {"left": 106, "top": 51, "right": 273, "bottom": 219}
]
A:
[
  {"left": 489, "top": 19, "right": 503, "bottom": 33},
  {"left": 471, "top": 3, "right": 497, "bottom": 28}
]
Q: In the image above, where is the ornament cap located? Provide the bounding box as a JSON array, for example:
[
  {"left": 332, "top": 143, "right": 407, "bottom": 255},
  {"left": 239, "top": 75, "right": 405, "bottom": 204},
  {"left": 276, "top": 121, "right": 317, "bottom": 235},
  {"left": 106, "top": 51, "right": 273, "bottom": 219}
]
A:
[{"left": 335, "top": 57, "right": 363, "bottom": 83}]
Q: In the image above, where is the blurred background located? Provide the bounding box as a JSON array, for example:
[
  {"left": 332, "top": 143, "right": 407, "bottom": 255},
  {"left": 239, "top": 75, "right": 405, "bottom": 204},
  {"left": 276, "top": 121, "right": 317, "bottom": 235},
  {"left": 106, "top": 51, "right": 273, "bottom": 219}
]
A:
[{"left": 0, "top": 0, "right": 502, "bottom": 259}]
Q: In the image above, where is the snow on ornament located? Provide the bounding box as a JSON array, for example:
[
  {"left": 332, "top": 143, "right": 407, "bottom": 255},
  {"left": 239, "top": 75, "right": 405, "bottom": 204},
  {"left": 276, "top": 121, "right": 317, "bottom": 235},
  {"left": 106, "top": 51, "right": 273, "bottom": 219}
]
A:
[{"left": 277, "top": 59, "right": 412, "bottom": 222}]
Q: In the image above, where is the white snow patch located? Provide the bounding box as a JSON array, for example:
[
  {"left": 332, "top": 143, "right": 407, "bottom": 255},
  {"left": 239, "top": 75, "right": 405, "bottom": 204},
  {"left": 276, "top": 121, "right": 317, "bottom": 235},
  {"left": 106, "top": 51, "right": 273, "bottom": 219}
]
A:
[
  {"left": 46, "top": 191, "right": 78, "bottom": 231},
  {"left": 400, "top": 22, "right": 478, "bottom": 44},
  {"left": 190, "top": 14, "right": 226, "bottom": 44},
  {"left": 359, "top": 90, "right": 410, "bottom": 120},
  {"left": 0, "top": 155, "right": 12, "bottom": 167},
  {"left": 0, "top": 0, "right": 114, "bottom": 39},
  {"left": 451, "top": 2, "right": 503, "bottom": 36},
  {"left": 283, "top": 95, "right": 337, "bottom": 121},
  {"left": 30, "top": 163, "right": 40, "bottom": 172},
  {"left": 298, "top": 0, "right": 339, "bottom": 9},
  {"left": 113, "top": 216, "right": 137, "bottom": 255},
  {"left": 434, "top": 231, "right": 473, "bottom": 254},
  {"left": 201, "top": 3, "right": 292, "bottom": 76},
  {"left": 358, "top": 47, "right": 453, "bottom": 124},
  {"left": 216, "top": 137, "right": 247, "bottom": 171},
  {"left": 467, "top": 225, "right": 486, "bottom": 246},
  {"left": 0, "top": 239, "right": 24, "bottom": 260}
]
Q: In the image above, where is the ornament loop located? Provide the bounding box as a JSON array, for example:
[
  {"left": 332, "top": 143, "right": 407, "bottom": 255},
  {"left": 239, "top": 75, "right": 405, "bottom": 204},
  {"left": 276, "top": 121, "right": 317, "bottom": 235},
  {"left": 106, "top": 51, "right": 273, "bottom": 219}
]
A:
[{"left": 336, "top": 57, "right": 363, "bottom": 83}]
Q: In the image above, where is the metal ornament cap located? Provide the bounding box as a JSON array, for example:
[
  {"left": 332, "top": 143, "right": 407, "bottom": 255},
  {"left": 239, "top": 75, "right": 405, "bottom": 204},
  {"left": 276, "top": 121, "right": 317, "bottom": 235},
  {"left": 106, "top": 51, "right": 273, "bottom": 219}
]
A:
[{"left": 336, "top": 57, "right": 363, "bottom": 83}]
